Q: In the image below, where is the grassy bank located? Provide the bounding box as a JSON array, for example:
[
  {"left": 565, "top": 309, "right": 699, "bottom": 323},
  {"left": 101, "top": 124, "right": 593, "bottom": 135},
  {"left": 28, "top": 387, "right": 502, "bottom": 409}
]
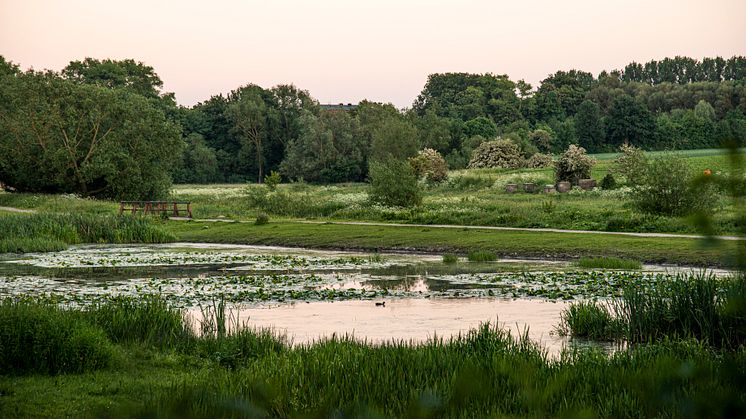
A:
[
  {"left": 0, "top": 297, "right": 744, "bottom": 418},
  {"left": 163, "top": 220, "right": 734, "bottom": 266},
  {"left": 0, "top": 213, "right": 175, "bottom": 253}
]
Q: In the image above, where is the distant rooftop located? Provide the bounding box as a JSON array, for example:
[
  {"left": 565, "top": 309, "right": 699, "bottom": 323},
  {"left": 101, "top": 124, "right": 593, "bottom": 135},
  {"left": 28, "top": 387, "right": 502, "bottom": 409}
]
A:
[{"left": 320, "top": 103, "right": 358, "bottom": 111}]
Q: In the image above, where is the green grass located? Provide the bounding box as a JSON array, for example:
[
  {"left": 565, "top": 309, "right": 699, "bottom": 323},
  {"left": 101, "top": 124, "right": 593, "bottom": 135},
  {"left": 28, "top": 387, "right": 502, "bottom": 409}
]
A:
[
  {"left": 163, "top": 220, "right": 735, "bottom": 267},
  {"left": 0, "top": 213, "right": 175, "bottom": 253},
  {"left": 0, "top": 299, "right": 115, "bottom": 375},
  {"left": 575, "top": 256, "right": 642, "bottom": 270}
]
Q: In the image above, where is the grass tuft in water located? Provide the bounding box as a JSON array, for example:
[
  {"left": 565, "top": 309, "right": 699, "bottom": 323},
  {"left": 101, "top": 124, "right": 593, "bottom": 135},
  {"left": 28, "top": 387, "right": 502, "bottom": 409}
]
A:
[
  {"left": 442, "top": 253, "right": 459, "bottom": 264},
  {"left": 467, "top": 251, "right": 497, "bottom": 262},
  {"left": 575, "top": 257, "right": 642, "bottom": 270}
]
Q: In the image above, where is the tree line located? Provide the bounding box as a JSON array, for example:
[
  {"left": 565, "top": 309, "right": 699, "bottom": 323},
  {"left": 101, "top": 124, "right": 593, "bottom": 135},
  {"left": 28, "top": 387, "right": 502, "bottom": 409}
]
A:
[{"left": 1, "top": 55, "right": 745, "bottom": 199}]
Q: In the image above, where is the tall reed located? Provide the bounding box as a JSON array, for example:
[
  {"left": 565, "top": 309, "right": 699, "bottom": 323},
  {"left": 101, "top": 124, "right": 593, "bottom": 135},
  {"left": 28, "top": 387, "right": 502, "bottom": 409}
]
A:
[{"left": 0, "top": 213, "right": 175, "bottom": 253}]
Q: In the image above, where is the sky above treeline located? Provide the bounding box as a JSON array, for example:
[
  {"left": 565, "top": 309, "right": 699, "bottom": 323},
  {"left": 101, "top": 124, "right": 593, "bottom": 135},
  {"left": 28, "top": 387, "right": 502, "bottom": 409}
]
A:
[{"left": 2, "top": 0, "right": 745, "bottom": 109}]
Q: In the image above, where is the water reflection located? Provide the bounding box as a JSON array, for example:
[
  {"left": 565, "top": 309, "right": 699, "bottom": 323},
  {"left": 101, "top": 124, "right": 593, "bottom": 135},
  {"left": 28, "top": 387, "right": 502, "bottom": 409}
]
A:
[{"left": 188, "top": 298, "right": 611, "bottom": 358}]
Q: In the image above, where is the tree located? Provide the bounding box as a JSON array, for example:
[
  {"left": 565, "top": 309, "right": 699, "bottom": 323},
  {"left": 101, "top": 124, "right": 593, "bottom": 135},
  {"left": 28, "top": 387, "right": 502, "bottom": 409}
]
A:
[
  {"left": 529, "top": 129, "right": 554, "bottom": 154},
  {"left": 463, "top": 116, "right": 497, "bottom": 139},
  {"left": 370, "top": 117, "right": 420, "bottom": 161},
  {"left": 0, "top": 70, "right": 181, "bottom": 199},
  {"left": 174, "top": 133, "right": 219, "bottom": 184},
  {"left": 575, "top": 100, "right": 605, "bottom": 152},
  {"left": 225, "top": 85, "right": 268, "bottom": 182},
  {"left": 62, "top": 58, "right": 164, "bottom": 99},
  {"left": 368, "top": 157, "right": 421, "bottom": 207},
  {"left": 280, "top": 111, "right": 365, "bottom": 183},
  {"left": 606, "top": 95, "right": 656, "bottom": 148}
]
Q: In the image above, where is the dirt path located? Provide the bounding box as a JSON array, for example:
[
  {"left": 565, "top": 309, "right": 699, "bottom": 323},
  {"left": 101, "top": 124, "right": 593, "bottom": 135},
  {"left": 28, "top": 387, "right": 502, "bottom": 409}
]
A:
[{"left": 0, "top": 206, "right": 35, "bottom": 214}]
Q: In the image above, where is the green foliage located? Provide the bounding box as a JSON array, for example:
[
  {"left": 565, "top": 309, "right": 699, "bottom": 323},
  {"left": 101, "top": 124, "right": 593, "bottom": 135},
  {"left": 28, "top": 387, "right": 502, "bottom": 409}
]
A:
[
  {"left": 467, "top": 250, "right": 497, "bottom": 262},
  {"left": 0, "top": 299, "right": 114, "bottom": 375},
  {"left": 280, "top": 111, "right": 366, "bottom": 183},
  {"left": 528, "top": 129, "right": 554, "bottom": 153},
  {"left": 463, "top": 116, "right": 497, "bottom": 138},
  {"left": 368, "top": 158, "right": 422, "bottom": 207},
  {"left": 0, "top": 213, "right": 174, "bottom": 253},
  {"left": 555, "top": 144, "right": 595, "bottom": 185},
  {"left": 173, "top": 133, "right": 219, "bottom": 184},
  {"left": 0, "top": 70, "right": 181, "bottom": 200},
  {"left": 606, "top": 95, "right": 656, "bottom": 148},
  {"left": 614, "top": 143, "right": 648, "bottom": 184},
  {"left": 631, "top": 154, "right": 716, "bottom": 216},
  {"left": 408, "top": 148, "right": 449, "bottom": 183},
  {"left": 263, "top": 170, "right": 281, "bottom": 191},
  {"left": 467, "top": 139, "right": 524, "bottom": 169},
  {"left": 370, "top": 117, "right": 420, "bottom": 161},
  {"left": 575, "top": 100, "right": 605, "bottom": 152},
  {"left": 575, "top": 257, "right": 642, "bottom": 270}
]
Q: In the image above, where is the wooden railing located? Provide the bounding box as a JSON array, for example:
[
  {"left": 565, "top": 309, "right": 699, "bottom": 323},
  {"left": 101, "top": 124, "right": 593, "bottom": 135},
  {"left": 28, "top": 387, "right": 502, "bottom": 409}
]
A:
[{"left": 119, "top": 201, "right": 192, "bottom": 218}]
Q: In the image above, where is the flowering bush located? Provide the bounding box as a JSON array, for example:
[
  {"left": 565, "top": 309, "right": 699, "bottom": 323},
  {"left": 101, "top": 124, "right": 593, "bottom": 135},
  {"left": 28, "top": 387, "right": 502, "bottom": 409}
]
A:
[
  {"left": 526, "top": 153, "right": 554, "bottom": 168},
  {"left": 408, "top": 148, "right": 448, "bottom": 183},
  {"left": 555, "top": 145, "right": 595, "bottom": 185},
  {"left": 467, "top": 139, "right": 525, "bottom": 169}
]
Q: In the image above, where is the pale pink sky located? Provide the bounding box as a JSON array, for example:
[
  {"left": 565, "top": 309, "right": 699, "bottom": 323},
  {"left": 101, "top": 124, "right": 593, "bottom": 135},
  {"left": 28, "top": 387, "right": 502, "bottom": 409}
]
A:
[{"left": 2, "top": 0, "right": 745, "bottom": 108}]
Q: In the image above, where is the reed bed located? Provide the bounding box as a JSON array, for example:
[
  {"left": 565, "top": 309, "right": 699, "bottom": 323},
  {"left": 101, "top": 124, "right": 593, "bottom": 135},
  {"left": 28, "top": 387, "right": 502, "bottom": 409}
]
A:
[
  {"left": 559, "top": 273, "right": 746, "bottom": 349},
  {"left": 0, "top": 213, "right": 175, "bottom": 253}
]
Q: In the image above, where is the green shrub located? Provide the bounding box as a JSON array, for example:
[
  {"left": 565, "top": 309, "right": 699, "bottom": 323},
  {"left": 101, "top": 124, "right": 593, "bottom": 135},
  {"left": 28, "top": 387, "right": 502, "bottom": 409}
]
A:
[
  {"left": 0, "top": 299, "right": 114, "bottom": 375},
  {"left": 368, "top": 157, "right": 422, "bottom": 207},
  {"left": 264, "top": 171, "right": 281, "bottom": 191},
  {"left": 600, "top": 173, "right": 617, "bottom": 190},
  {"left": 467, "top": 139, "right": 525, "bottom": 169},
  {"left": 555, "top": 144, "right": 595, "bottom": 185},
  {"left": 614, "top": 144, "right": 647, "bottom": 185},
  {"left": 255, "top": 213, "right": 270, "bottom": 225},
  {"left": 631, "top": 154, "right": 716, "bottom": 216},
  {"left": 409, "top": 148, "right": 448, "bottom": 183},
  {"left": 467, "top": 251, "right": 497, "bottom": 262}
]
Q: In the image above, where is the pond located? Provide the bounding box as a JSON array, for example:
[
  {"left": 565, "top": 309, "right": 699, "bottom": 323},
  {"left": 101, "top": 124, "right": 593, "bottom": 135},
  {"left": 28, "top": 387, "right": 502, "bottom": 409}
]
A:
[{"left": 0, "top": 243, "right": 719, "bottom": 355}]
